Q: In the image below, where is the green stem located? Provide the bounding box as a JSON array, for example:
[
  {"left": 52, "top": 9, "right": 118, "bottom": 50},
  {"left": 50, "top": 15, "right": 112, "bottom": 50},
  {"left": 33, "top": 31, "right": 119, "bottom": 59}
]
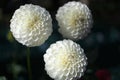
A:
[{"left": 27, "top": 47, "right": 32, "bottom": 80}]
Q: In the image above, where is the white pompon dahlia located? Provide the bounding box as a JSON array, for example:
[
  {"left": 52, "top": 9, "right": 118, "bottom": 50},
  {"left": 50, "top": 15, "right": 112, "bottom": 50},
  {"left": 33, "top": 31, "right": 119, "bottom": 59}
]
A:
[
  {"left": 44, "top": 39, "right": 87, "bottom": 80},
  {"left": 10, "top": 4, "right": 52, "bottom": 47},
  {"left": 56, "top": 1, "right": 92, "bottom": 40}
]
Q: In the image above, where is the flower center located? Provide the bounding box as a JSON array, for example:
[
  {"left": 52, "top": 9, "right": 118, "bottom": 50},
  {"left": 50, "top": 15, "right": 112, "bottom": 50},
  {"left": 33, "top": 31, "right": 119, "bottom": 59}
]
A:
[
  {"left": 68, "top": 12, "right": 85, "bottom": 27},
  {"left": 25, "top": 15, "right": 40, "bottom": 29},
  {"left": 57, "top": 52, "right": 77, "bottom": 69}
]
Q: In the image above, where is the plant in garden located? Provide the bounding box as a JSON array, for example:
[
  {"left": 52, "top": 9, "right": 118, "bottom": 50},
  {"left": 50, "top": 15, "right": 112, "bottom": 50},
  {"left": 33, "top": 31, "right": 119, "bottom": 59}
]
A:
[
  {"left": 9, "top": 1, "right": 93, "bottom": 80},
  {"left": 10, "top": 4, "right": 53, "bottom": 80}
]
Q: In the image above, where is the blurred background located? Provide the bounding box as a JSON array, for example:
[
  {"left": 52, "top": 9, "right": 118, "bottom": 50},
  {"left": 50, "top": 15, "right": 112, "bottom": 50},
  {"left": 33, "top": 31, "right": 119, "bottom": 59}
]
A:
[{"left": 0, "top": 0, "right": 120, "bottom": 80}]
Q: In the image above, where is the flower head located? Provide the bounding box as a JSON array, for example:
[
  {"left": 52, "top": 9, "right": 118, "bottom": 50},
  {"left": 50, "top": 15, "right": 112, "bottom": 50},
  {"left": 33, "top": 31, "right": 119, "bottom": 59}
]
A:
[
  {"left": 10, "top": 4, "right": 52, "bottom": 47},
  {"left": 56, "top": 1, "right": 92, "bottom": 40},
  {"left": 44, "top": 39, "right": 87, "bottom": 80}
]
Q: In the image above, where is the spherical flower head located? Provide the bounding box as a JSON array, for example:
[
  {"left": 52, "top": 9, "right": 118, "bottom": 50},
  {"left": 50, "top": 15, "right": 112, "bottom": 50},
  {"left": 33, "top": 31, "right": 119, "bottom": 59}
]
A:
[
  {"left": 56, "top": 1, "right": 92, "bottom": 40},
  {"left": 10, "top": 4, "right": 52, "bottom": 47},
  {"left": 44, "top": 39, "right": 87, "bottom": 80}
]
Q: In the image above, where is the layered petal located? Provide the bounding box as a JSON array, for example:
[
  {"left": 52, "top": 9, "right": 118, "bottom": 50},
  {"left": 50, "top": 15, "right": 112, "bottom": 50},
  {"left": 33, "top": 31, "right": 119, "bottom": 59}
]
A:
[
  {"left": 56, "top": 1, "right": 92, "bottom": 40},
  {"left": 10, "top": 4, "right": 52, "bottom": 47},
  {"left": 44, "top": 39, "right": 87, "bottom": 80}
]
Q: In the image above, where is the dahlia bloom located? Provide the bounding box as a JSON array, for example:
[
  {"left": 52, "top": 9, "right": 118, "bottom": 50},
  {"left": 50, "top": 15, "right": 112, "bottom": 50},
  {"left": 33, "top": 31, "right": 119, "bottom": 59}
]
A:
[
  {"left": 56, "top": 1, "right": 92, "bottom": 40},
  {"left": 10, "top": 4, "right": 52, "bottom": 47},
  {"left": 44, "top": 39, "right": 87, "bottom": 80}
]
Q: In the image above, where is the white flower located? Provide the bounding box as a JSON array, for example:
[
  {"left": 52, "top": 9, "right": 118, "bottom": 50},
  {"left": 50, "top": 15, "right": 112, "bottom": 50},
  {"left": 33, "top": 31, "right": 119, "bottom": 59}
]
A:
[
  {"left": 44, "top": 39, "right": 87, "bottom": 80},
  {"left": 10, "top": 4, "right": 52, "bottom": 47},
  {"left": 56, "top": 1, "right": 92, "bottom": 40}
]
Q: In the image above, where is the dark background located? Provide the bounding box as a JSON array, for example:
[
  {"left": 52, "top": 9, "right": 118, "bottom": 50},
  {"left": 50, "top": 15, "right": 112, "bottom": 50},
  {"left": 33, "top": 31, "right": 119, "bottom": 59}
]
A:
[{"left": 0, "top": 0, "right": 120, "bottom": 80}]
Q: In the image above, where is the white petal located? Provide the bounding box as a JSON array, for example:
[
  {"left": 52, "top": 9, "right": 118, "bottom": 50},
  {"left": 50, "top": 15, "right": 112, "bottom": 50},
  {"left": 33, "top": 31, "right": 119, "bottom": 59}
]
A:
[
  {"left": 10, "top": 4, "right": 52, "bottom": 47},
  {"left": 44, "top": 39, "right": 87, "bottom": 80},
  {"left": 56, "top": 1, "right": 92, "bottom": 40}
]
